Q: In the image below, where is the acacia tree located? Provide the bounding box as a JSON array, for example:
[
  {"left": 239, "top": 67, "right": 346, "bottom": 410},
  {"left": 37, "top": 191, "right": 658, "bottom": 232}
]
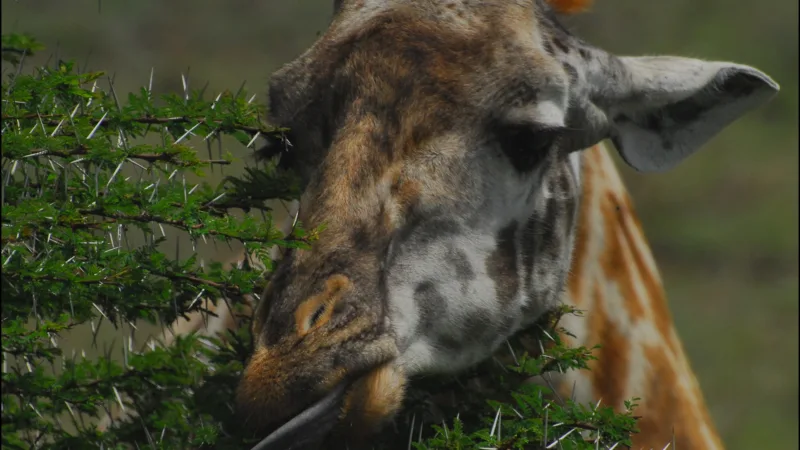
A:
[{"left": 1, "top": 36, "right": 639, "bottom": 450}]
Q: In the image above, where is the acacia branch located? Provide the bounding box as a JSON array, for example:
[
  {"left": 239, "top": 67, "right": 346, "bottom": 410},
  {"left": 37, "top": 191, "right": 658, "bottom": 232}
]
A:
[
  {"left": 2, "top": 114, "right": 286, "bottom": 139},
  {"left": 150, "top": 270, "right": 244, "bottom": 296},
  {"left": 23, "top": 147, "right": 231, "bottom": 165},
  {"left": 77, "top": 208, "right": 304, "bottom": 245}
]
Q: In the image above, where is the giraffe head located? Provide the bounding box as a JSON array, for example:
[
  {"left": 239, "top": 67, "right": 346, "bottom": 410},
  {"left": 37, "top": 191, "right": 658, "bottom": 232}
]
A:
[{"left": 236, "top": 1, "right": 778, "bottom": 447}]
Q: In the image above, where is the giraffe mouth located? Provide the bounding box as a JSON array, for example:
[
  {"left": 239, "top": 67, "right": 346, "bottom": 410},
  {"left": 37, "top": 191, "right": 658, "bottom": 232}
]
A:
[
  {"left": 245, "top": 336, "right": 401, "bottom": 448},
  {"left": 249, "top": 380, "right": 351, "bottom": 450}
]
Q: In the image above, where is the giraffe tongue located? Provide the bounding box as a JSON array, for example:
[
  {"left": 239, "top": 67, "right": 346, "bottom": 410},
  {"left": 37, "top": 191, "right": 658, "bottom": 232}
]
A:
[{"left": 249, "top": 381, "right": 349, "bottom": 450}]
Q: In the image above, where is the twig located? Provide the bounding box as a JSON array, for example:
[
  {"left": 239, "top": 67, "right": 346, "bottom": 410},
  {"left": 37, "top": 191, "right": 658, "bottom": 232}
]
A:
[
  {"left": 21, "top": 147, "right": 232, "bottom": 166},
  {"left": 1, "top": 114, "right": 286, "bottom": 139}
]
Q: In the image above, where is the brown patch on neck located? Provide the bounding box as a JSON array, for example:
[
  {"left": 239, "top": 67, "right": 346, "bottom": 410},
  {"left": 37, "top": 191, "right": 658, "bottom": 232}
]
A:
[
  {"left": 588, "top": 284, "right": 630, "bottom": 408},
  {"left": 564, "top": 146, "right": 724, "bottom": 449},
  {"left": 611, "top": 193, "right": 680, "bottom": 352},
  {"left": 634, "top": 344, "right": 723, "bottom": 449},
  {"left": 599, "top": 192, "right": 647, "bottom": 320}
]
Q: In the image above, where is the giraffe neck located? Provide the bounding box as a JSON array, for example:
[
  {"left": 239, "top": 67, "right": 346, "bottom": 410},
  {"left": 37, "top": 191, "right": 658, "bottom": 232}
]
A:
[{"left": 561, "top": 141, "right": 724, "bottom": 449}]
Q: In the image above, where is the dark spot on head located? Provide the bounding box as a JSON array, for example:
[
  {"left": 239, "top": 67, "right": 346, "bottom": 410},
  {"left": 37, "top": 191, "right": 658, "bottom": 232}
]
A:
[
  {"left": 486, "top": 221, "right": 520, "bottom": 306},
  {"left": 542, "top": 39, "right": 555, "bottom": 56},
  {"left": 539, "top": 198, "right": 562, "bottom": 257},
  {"left": 410, "top": 125, "right": 431, "bottom": 149},
  {"left": 370, "top": 128, "right": 393, "bottom": 154},
  {"left": 351, "top": 224, "right": 375, "bottom": 252},
  {"left": 520, "top": 181, "right": 574, "bottom": 295},
  {"left": 435, "top": 333, "right": 464, "bottom": 352},
  {"left": 462, "top": 312, "right": 494, "bottom": 343},
  {"left": 562, "top": 63, "right": 578, "bottom": 84},
  {"left": 520, "top": 214, "right": 538, "bottom": 294},
  {"left": 552, "top": 36, "right": 571, "bottom": 54},
  {"left": 413, "top": 281, "right": 448, "bottom": 335},
  {"left": 556, "top": 167, "right": 571, "bottom": 195},
  {"left": 396, "top": 218, "right": 461, "bottom": 250},
  {"left": 447, "top": 245, "right": 475, "bottom": 286},
  {"left": 433, "top": 310, "right": 495, "bottom": 353},
  {"left": 505, "top": 78, "right": 541, "bottom": 106}
]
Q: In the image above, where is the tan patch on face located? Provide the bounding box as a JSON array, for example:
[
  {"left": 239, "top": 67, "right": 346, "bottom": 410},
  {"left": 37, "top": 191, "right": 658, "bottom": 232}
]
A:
[
  {"left": 295, "top": 275, "right": 353, "bottom": 336},
  {"left": 339, "top": 363, "right": 407, "bottom": 442},
  {"left": 588, "top": 284, "right": 630, "bottom": 408},
  {"left": 334, "top": 363, "right": 407, "bottom": 448}
]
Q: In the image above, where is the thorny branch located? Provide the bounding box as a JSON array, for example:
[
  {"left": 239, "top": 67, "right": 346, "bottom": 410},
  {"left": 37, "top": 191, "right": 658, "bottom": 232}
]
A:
[
  {"left": 22, "top": 147, "right": 232, "bottom": 166},
  {"left": 1, "top": 114, "right": 286, "bottom": 140},
  {"left": 77, "top": 208, "right": 299, "bottom": 244}
]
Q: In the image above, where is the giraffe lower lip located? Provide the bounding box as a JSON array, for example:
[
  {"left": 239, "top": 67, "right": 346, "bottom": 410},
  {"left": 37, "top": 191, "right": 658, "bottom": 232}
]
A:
[{"left": 250, "top": 381, "right": 349, "bottom": 450}]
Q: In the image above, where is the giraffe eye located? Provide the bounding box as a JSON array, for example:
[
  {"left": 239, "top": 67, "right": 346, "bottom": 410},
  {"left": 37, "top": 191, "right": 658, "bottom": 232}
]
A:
[{"left": 492, "top": 121, "right": 564, "bottom": 172}]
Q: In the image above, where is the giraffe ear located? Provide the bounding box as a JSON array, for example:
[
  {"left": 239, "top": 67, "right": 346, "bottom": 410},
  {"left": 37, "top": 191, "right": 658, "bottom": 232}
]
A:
[{"left": 590, "top": 56, "right": 779, "bottom": 172}]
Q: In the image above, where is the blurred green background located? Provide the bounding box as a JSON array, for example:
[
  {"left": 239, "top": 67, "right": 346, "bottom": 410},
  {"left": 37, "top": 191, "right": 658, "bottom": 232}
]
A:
[{"left": 2, "top": 1, "right": 797, "bottom": 448}]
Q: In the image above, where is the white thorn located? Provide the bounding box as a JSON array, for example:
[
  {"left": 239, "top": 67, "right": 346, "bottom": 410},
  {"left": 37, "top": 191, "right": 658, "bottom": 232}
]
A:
[
  {"left": 490, "top": 406, "right": 501, "bottom": 437},
  {"left": 86, "top": 111, "right": 109, "bottom": 140}
]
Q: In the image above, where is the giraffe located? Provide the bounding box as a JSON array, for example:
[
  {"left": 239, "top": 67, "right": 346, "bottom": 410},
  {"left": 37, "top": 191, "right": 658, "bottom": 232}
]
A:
[{"left": 142, "top": 1, "right": 778, "bottom": 449}]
